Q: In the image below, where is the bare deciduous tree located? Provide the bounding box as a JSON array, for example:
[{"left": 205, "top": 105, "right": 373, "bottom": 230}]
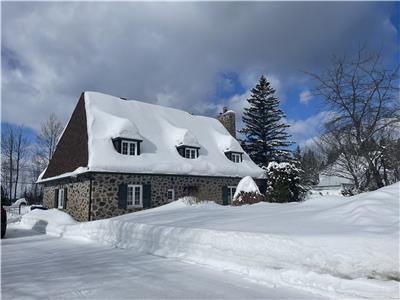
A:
[
  {"left": 1, "top": 126, "right": 29, "bottom": 200},
  {"left": 309, "top": 46, "right": 399, "bottom": 191},
  {"left": 2, "top": 127, "right": 15, "bottom": 199},
  {"left": 13, "top": 127, "right": 29, "bottom": 199},
  {"left": 36, "top": 113, "right": 63, "bottom": 166}
]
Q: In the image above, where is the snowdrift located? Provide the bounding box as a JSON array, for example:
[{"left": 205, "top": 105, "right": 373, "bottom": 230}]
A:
[
  {"left": 19, "top": 209, "right": 77, "bottom": 236},
  {"left": 19, "top": 183, "right": 400, "bottom": 298}
]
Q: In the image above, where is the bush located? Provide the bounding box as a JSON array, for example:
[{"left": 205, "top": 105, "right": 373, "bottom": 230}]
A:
[
  {"left": 232, "top": 191, "right": 265, "bottom": 206},
  {"left": 341, "top": 188, "right": 355, "bottom": 197}
]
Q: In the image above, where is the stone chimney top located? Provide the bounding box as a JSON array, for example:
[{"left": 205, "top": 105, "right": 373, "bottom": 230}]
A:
[{"left": 217, "top": 107, "right": 236, "bottom": 138}]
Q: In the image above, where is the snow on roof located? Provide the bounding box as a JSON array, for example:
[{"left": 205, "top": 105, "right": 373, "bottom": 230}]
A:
[{"left": 81, "top": 92, "right": 264, "bottom": 178}]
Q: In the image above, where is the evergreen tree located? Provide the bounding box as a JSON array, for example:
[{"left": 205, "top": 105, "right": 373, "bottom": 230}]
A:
[
  {"left": 266, "top": 162, "right": 306, "bottom": 202},
  {"left": 240, "top": 75, "right": 292, "bottom": 168}
]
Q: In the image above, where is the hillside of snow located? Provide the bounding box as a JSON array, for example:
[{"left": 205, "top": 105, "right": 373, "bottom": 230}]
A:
[{"left": 17, "top": 183, "right": 400, "bottom": 299}]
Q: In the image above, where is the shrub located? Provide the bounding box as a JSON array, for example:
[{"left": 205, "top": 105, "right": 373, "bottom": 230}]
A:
[{"left": 232, "top": 191, "right": 265, "bottom": 206}]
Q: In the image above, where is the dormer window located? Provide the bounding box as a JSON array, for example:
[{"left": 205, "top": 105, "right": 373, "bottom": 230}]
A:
[
  {"left": 122, "top": 140, "right": 137, "bottom": 155},
  {"left": 177, "top": 145, "right": 200, "bottom": 159},
  {"left": 113, "top": 138, "right": 142, "bottom": 156},
  {"left": 185, "top": 147, "right": 197, "bottom": 159},
  {"left": 225, "top": 151, "right": 243, "bottom": 163}
]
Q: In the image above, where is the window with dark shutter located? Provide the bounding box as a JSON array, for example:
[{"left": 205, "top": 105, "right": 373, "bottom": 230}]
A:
[
  {"left": 143, "top": 184, "right": 151, "bottom": 209},
  {"left": 118, "top": 183, "right": 128, "bottom": 209},
  {"left": 222, "top": 186, "right": 229, "bottom": 205},
  {"left": 54, "top": 189, "right": 59, "bottom": 208},
  {"left": 63, "top": 188, "right": 68, "bottom": 209},
  {"left": 127, "top": 184, "right": 143, "bottom": 207}
]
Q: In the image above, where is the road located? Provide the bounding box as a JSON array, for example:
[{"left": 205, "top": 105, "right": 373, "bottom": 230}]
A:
[{"left": 2, "top": 226, "right": 322, "bottom": 299}]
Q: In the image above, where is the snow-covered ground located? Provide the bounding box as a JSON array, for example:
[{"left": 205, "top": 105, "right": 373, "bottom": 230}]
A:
[
  {"left": 5, "top": 183, "right": 400, "bottom": 299},
  {"left": 2, "top": 228, "right": 318, "bottom": 299},
  {"left": 4, "top": 204, "right": 31, "bottom": 224}
]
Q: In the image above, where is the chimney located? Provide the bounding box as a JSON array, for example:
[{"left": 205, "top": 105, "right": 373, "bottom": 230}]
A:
[{"left": 217, "top": 107, "right": 236, "bottom": 138}]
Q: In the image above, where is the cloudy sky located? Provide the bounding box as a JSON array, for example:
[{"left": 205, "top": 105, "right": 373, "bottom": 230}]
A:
[{"left": 2, "top": 2, "right": 399, "bottom": 147}]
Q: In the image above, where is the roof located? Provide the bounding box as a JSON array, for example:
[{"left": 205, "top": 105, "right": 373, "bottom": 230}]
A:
[{"left": 39, "top": 91, "right": 265, "bottom": 182}]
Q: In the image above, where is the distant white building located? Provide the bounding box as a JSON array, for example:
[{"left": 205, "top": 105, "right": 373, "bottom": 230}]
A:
[{"left": 314, "top": 174, "right": 354, "bottom": 191}]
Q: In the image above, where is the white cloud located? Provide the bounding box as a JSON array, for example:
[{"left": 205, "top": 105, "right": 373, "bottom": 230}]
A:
[
  {"left": 288, "top": 111, "right": 334, "bottom": 146},
  {"left": 299, "top": 89, "right": 312, "bottom": 104},
  {"left": 1, "top": 2, "right": 397, "bottom": 131}
]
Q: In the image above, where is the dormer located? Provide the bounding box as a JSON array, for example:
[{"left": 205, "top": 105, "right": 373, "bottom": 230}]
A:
[
  {"left": 173, "top": 127, "right": 201, "bottom": 159},
  {"left": 225, "top": 151, "right": 243, "bottom": 163},
  {"left": 176, "top": 145, "right": 200, "bottom": 159},
  {"left": 113, "top": 137, "right": 143, "bottom": 156}
]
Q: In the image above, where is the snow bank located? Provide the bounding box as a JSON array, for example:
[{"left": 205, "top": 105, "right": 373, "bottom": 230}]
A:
[
  {"left": 18, "top": 184, "right": 400, "bottom": 298},
  {"left": 19, "top": 209, "right": 77, "bottom": 236},
  {"left": 233, "top": 176, "right": 260, "bottom": 200}
]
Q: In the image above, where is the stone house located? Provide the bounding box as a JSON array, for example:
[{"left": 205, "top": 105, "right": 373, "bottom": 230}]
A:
[{"left": 38, "top": 91, "right": 266, "bottom": 221}]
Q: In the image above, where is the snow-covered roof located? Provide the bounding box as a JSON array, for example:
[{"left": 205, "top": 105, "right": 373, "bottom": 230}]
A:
[{"left": 40, "top": 92, "right": 265, "bottom": 181}]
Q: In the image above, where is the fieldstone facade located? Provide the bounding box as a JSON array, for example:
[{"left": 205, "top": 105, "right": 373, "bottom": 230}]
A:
[
  {"left": 43, "top": 172, "right": 266, "bottom": 221},
  {"left": 42, "top": 177, "right": 90, "bottom": 222}
]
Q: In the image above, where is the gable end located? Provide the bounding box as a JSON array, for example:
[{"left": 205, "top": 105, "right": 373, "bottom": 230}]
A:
[{"left": 42, "top": 93, "right": 89, "bottom": 179}]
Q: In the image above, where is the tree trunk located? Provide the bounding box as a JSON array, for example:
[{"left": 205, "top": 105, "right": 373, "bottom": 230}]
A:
[{"left": 14, "top": 150, "right": 20, "bottom": 200}]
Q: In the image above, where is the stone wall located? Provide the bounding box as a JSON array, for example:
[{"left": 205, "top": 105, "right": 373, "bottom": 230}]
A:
[
  {"left": 42, "top": 178, "right": 90, "bottom": 222},
  {"left": 90, "top": 173, "right": 244, "bottom": 220},
  {"left": 42, "top": 173, "right": 267, "bottom": 221}
]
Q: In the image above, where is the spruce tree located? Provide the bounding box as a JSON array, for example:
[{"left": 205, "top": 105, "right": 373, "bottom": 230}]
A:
[{"left": 240, "top": 75, "right": 292, "bottom": 168}]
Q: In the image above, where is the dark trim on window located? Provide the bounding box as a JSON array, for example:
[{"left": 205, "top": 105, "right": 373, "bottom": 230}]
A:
[
  {"left": 176, "top": 145, "right": 200, "bottom": 159},
  {"left": 224, "top": 151, "right": 243, "bottom": 162},
  {"left": 112, "top": 137, "right": 143, "bottom": 155}
]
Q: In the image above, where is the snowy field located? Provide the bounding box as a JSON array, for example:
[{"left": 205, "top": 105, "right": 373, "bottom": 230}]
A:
[{"left": 3, "top": 183, "right": 400, "bottom": 299}]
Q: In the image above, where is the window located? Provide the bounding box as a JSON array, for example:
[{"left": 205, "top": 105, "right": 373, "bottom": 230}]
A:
[
  {"left": 167, "top": 189, "right": 175, "bottom": 202},
  {"left": 231, "top": 153, "right": 242, "bottom": 163},
  {"left": 121, "top": 141, "right": 138, "bottom": 156},
  {"left": 184, "top": 147, "right": 198, "bottom": 159},
  {"left": 127, "top": 185, "right": 143, "bottom": 207},
  {"left": 228, "top": 186, "right": 236, "bottom": 204},
  {"left": 58, "top": 189, "right": 65, "bottom": 209}
]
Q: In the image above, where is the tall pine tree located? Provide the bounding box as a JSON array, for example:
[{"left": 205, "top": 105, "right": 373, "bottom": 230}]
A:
[{"left": 240, "top": 75, "right": 292, "bottom": 168}]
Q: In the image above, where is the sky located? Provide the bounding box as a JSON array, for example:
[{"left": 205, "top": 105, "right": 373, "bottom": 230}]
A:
[{"left": 2, "top": 2, "right": 399, "bottom": 148}]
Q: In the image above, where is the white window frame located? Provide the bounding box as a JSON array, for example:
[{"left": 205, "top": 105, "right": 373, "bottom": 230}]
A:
[
  {"left": 127, "top": 184, "right": 143, "bottom": 208},
  {"left": 58, "top": 189, "right": 65, "bottom": 209},
  {"left": 167, "top": 189, "right": 175, "bottom": 202},
  {"left": 231, "top": 153, "right": 242, "bottom": 163},
  {"left": 227, "top": 186, "right": 236, "bottom": 204},
  {"left": 184, "top": 147, "right": 197, "bottom": 159},
  {"left": 121, "top": 141, "right": 138, "bottom": 156}
]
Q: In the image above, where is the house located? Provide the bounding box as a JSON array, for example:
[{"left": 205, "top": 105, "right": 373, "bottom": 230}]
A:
[
  {"left": 313, "top": 161, "right": 355, "bottom": 195},
  {"left": 314, "top": 174, "right": 355, "bottom": 192},
  {"left": 37, "top": 92, "right": 266, "bottom": 221}
]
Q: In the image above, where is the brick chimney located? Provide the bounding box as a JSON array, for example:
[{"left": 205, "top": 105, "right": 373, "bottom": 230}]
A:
[{"left": 217, "top": 107, "right": 236, "bottom": 138}]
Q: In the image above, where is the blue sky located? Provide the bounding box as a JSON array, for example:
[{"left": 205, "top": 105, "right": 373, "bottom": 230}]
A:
[{"left": 2, "top": 2, "right": 399, "bottom": 148}]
